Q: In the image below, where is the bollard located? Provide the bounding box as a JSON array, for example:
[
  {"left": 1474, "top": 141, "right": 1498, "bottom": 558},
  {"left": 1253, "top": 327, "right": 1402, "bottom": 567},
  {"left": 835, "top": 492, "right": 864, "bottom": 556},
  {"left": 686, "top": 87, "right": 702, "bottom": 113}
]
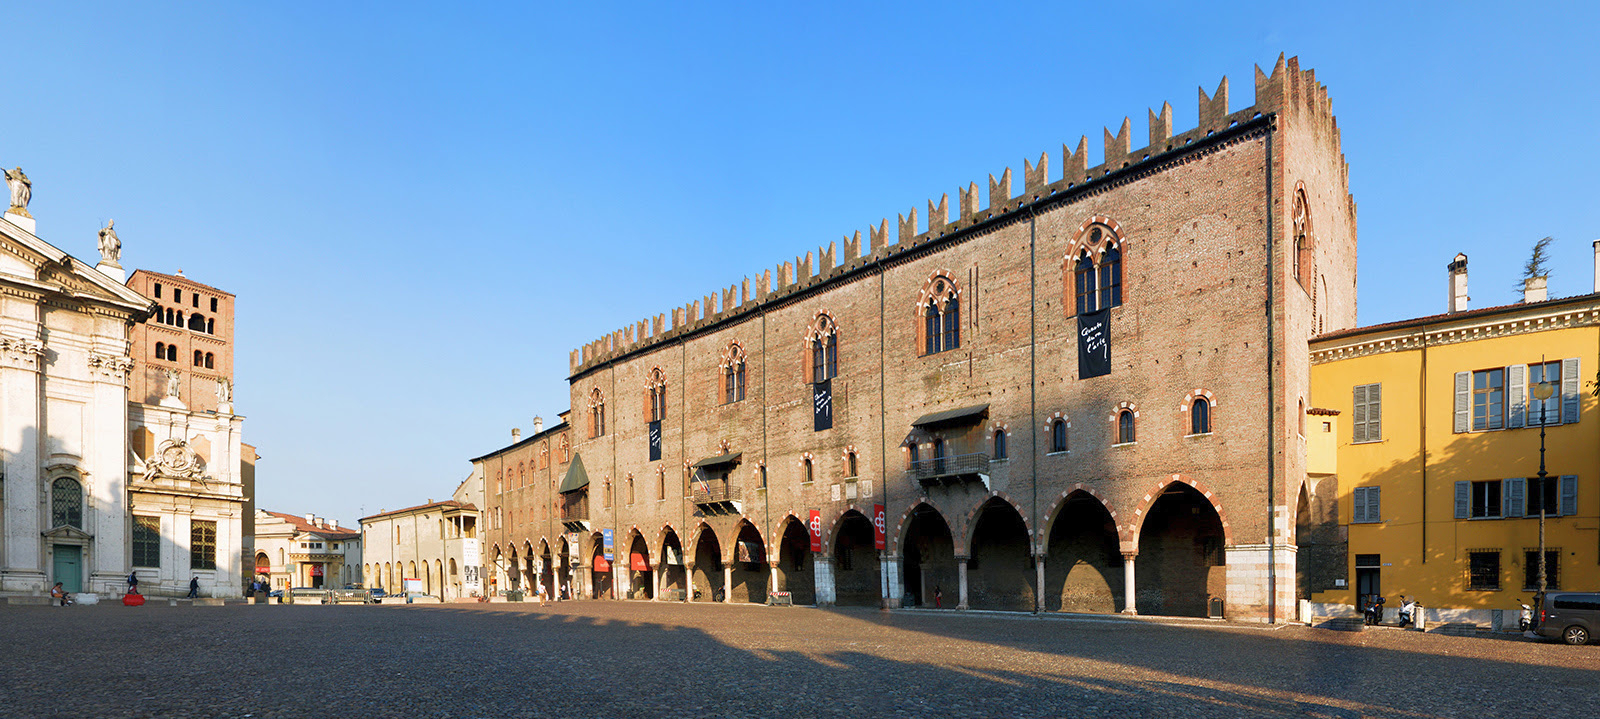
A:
[{"left": 1415, "top": 606, "right": 1426, "bottom": 631}]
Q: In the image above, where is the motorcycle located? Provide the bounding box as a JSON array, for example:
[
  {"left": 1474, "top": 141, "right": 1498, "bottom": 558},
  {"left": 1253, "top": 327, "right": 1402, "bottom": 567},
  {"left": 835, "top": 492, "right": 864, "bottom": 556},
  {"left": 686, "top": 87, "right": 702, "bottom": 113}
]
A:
[
  {"left": 1363, "top": 595, "right": 1386, "bottom": 625},
  {"left": 1518, "top": 601, "right": 1535, "bottom": 632},
  {"left": 1396, "top": 597, "right": 1419, "bottom": 628}
]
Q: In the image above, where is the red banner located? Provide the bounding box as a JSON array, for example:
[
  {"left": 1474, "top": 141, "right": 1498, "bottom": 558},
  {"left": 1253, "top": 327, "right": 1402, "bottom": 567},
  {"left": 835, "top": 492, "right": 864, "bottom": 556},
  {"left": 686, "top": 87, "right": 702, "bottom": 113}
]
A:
[
  {"left": 310, "top": 565, "right": 323, "bottom": 577},
  {"left": 808, "top": 510, "right": 822, "bottom": 552},
  {"left": 630, "top": 552, "right": 648, "bottom": 571},
  {"left": 593, "top": 555, "right": 611, "bottom": 573},
  {"left": 873, "top": 504, "right": 887, "bottom": 550}
]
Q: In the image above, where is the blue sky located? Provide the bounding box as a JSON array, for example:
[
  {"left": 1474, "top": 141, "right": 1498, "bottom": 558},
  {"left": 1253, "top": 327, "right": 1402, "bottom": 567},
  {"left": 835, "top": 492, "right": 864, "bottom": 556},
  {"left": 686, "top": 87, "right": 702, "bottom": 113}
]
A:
[{"left": 6, "top": 3, "right": 1597, "bottom": 526}]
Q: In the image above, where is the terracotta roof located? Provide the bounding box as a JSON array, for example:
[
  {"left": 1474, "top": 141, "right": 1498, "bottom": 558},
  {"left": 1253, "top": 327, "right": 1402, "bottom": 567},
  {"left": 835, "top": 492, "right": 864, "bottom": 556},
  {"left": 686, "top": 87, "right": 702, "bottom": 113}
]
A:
[
  {"left": 261, "top": 510, "right": 360, "bottom": 539},
  {"left": 128, "top": 268, "right": 236, "bottom": 297},
  {"left": 359, "top": 500, "right": 476, "bottom": 523},
  {"left": 1313, "top": 291, "right": 1600, "bottom": 344}
]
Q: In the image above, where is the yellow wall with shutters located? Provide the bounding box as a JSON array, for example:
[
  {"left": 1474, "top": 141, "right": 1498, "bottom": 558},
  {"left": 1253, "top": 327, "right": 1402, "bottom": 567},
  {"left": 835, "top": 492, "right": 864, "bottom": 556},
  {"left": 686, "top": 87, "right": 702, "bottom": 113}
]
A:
[{"left": 1309, "top": 298, "right": 1600, "bottom": 612}]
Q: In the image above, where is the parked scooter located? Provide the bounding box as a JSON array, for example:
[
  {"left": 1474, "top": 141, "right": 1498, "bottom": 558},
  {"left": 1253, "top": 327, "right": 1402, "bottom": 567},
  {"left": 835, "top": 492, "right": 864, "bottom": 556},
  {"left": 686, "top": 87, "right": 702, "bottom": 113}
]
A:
[
  {"left": 1396, "top": 596, "right": 1419, "bottom": 628},
  {"left": 1363, "top": 595, "right": 1386, "bottom": 625},
  {"left": 1518, "top": 600, "right": 1535, "bottom": 632}
]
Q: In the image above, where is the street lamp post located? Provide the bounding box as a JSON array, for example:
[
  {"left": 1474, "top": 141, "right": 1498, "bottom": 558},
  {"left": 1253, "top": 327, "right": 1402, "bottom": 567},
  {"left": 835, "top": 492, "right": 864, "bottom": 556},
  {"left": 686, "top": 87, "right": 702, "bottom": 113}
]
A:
[{"left": 1531, "top": 369, "right": 1556, "bottom": 597}]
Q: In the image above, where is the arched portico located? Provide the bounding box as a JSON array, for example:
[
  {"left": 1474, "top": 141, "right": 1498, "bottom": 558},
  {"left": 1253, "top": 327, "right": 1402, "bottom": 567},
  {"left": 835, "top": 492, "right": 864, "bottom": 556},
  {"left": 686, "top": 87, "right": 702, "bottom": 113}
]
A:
[
  {"left": 626, "top": 530, "right": 653, "bottom": 600},
  {"left": 966, "top": 497, "right": 1035, "bottom": 611},
  {"left": 774, "top": 515, "right": 814, "bottom": 605},
  {"left": 1044, "top": 490, "right": 1124, "bottom": 613},
  {"left": 690, "top": 523, "right": 724, "bottom": 602},
  {"left": 590, "top": 532, "right": 613, "bottom": 599},
  {"left": 828, "top": 509, "right": 879, "bottom": 607},
  {"left": 728, "top": 521, "right": 768, "bottom": 603},
  {"left": 1134, "top": 480, "right": 1228, "bottom": 617},
  {"left": 658, "top": 527, "right": 686, "bottom": 600},
  {"left": 899, "top": 503, "right": 956, "bottom": 608}
]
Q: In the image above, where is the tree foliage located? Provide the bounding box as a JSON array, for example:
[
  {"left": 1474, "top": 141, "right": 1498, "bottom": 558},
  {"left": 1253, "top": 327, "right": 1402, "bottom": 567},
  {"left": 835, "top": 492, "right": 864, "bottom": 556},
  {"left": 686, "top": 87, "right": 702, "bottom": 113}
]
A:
[{"left": 1520, "top": 236, "right": 1554, "bottom": 289}]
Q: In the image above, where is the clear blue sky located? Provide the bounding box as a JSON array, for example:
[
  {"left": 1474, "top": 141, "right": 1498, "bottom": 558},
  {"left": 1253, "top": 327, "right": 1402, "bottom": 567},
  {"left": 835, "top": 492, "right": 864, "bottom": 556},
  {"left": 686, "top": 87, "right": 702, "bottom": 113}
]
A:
[{"left": 6, "top": 3, "right": 1597, "bottom": 527}]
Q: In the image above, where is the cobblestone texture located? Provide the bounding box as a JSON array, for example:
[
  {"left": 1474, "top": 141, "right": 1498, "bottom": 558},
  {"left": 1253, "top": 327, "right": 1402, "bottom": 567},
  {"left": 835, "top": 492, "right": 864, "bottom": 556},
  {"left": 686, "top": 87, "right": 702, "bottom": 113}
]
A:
[{"left": 3, "top": 601, "right": 1594, "bottom": 718}]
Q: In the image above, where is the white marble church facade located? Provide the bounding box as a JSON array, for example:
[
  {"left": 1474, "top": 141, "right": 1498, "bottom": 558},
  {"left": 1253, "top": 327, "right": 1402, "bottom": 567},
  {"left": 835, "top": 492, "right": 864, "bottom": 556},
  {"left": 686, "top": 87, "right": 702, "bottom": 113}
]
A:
[{"left": 0, "top": 197, "right": 247, "bottom": 599}]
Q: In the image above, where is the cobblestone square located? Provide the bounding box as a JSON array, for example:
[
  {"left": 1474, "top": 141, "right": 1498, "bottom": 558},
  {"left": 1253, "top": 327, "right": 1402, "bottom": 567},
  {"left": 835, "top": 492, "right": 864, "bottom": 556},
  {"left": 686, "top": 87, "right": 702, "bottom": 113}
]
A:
[{"left": 4, "top": 601, "right": 1595, "bottom": 718}]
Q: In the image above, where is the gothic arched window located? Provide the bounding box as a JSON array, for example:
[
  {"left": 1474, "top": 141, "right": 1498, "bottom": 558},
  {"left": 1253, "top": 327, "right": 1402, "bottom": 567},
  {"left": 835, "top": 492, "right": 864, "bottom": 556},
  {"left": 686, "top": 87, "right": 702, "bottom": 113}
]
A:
[
  {"left": 1192, "top": 397, "right": 1212, "bottom": 435},
  {"left": 809, "top": 315, "right": 838, "bottom": 383},
  {"left": 1075, "top": 251, "right": 1098, "bottom": 315},
  {"left": 1117, "top": 410, "right": 1137, "bottom": 444},
  {"left": 921, "top": 275, "right": 961, "bottom": 355},
  {"left": 722, "top": 342, "right": 746, "bottom": 404},
  {"left": 589, "top": 388, "right": 606, "bottom": 438}
]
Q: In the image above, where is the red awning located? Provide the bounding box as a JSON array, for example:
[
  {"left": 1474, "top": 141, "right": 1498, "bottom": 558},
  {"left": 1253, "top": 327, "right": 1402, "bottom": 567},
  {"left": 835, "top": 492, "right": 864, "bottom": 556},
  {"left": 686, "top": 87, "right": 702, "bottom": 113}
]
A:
[
  {"left": 592, "top": 555, "right": 611, "bottom": 573},
  {"left": 630, "top": 553, "right": 648, "bottom": 571}
]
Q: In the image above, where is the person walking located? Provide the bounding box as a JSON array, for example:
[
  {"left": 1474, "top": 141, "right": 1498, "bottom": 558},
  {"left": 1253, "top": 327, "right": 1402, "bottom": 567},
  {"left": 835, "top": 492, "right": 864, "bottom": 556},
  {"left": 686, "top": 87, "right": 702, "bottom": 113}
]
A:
[
  {"left": 126, "top": 571, "right": 140, "bottom": 595},
  {"left": 187, "top": 577, "right": 200, "bottom": 598}
]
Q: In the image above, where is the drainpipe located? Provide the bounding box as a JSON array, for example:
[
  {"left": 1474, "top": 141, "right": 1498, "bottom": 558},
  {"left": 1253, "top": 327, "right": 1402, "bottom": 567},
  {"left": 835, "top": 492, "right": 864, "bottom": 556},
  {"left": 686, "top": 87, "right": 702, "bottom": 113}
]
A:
[{"left": 1028, "top": 204, "right": 1040, "bottom": 614}]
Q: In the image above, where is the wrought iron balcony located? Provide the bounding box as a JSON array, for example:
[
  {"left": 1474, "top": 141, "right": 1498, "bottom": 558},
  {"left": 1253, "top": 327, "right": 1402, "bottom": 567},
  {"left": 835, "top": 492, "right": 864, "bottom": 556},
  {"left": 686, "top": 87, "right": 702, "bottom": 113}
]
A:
[
  {"left": 692, "top": 481, "right": 741, "bottom": 515},
  {"left": 907, "top": 452, "right": 990, "bottom": 487}
]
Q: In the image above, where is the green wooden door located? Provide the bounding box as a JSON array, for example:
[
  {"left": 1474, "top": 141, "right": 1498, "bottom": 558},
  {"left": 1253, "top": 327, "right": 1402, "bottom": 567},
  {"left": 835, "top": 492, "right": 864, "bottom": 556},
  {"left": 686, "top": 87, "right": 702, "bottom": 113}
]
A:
[{"left": 53, "top": 545, "right": 82, "bottom": 593}]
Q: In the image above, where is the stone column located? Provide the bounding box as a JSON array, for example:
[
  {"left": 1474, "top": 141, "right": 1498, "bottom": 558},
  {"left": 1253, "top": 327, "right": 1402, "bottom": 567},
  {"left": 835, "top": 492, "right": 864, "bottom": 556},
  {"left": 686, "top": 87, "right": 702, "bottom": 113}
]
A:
[
  {"left": 1121, "top": 553, "right": 1138, "bottom": 615},
  {"left": 768, "top": 562, "right": 780, "bottom": 594},
  {"left": 1034, "top": 554, "right": 1046, "bottom": 612},
  {"left": 956, "top": 557, "right": 969, "bottom": 610},
  {"left": 880, "top": 553, "right": 902, "bottom": 609},
  {"left": 813, "top": 556, "right": 836, "bottom": 606},
  {"left": 1, "top": 336, "right": 44, "bottom": 592},
  {"left": 653, "top": 564, "right": 663, "bottom": 600},
  {"left": 721, "top": 562, "right": 732, "bottom": 602},
  {"left": 684, "top": 562, "right": 695, "bottom": 603}
]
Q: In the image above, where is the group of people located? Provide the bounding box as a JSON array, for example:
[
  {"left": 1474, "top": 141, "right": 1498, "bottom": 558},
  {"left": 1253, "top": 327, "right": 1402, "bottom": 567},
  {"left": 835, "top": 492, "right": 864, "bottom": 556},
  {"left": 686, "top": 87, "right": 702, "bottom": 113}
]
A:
[{"left": 48, "top": 572, "right": 204, "bottom": 607}]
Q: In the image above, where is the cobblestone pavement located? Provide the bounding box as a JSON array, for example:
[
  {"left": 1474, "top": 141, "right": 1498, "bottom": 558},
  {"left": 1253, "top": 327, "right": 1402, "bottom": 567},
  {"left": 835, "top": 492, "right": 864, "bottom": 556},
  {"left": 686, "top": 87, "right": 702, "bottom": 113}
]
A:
[{"left": 3, "top": 600, "right": 1595, "bottom": 719}]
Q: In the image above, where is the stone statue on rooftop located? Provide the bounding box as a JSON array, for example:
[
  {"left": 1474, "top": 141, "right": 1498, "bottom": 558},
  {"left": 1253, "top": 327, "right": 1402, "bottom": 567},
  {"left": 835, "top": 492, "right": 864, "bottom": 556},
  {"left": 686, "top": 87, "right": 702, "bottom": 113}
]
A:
[
  {"left": 4, "top": 167, "right": 31, "bottom": 218},
  {"left": 98, "top": 219, "right": 121, "bottom": 264}
]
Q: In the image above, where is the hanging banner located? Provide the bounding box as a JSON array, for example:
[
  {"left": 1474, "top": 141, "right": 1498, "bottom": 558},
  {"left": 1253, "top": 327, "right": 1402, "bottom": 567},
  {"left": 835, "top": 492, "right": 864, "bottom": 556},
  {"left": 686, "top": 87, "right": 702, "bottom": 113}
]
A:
[
  {"left": 737, "top": 540, "right": 764, "bottom": 564},
  {"left": 602, "top": 528, "right": 614, "bottom": 561},
  {"left": 1077, "top": 308, "right": 1111, "bottom": 379},
  {"left": 873, "top": 504, "right": 887, "bottom": 550},
  {"left": 462, "top": 538, "right": 481, "bottom": 590},
  {"left": 813, "top": 379, "right": 833, "bottom": 431},
  {"left": 648, "top": 421, "right": 662, "bottom": 461},
  {"left": 808, "top": 509, "right": 823, "bottom": 552}
]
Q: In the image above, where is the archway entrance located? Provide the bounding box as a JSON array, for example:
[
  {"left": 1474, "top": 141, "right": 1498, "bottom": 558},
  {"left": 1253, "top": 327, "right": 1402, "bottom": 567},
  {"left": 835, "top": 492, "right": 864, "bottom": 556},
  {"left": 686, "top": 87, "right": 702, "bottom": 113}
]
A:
[
  {"left": 729, "top": 522, "right": 768, "bottom": 603},
  {"left": 692, "top": 526, "right": 724, "bottom": 602},
  {"left": 900, "top": 504, "right": 956, "bottom": 608},
  {"left": 968, "top": 498, "right": 1034, "bottom": 611},
  {"left": 590, "top": 533, "right": 613, "bottom": 599},
  {"left": 539, "top": 540, "right": 555, "bottom": 599},
  {"left": 1044, "top": 491, "right": 1123, "bottom": 613},
  {"left": 557, "top": 537, "right": 574, "bottom": 600},
  {"left": 506, "top": 548, "right": 520, "bottom": 591},
  {"left": 832, "top": 510, "right": 879, "bottom": 606},
  {"left": 1295, "top": 483, "right": 1312, "bottom": 602},
  {"left": 1136, "top": 482, "right": 1226, "bottom": 617},
  {"left": 660, "top": 530, "right": 686, "bottom": 600},
  {"left": 627, "top": 533, "right": 653, "bottom": 600},
  {"left": 775, "top": 518, "right": 814, "bottom": 605}
]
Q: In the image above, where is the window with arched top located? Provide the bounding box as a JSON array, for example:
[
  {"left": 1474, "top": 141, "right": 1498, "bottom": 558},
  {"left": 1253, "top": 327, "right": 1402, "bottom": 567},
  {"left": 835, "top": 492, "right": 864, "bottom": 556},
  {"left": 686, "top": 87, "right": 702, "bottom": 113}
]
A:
[
  {"left": 1192, "top": 397, "right": 1212, "bottom": 435},
  {"left": 994, "top": 429, "right": 1008, "bottom": 459},
  {"left": 722, "top": 342, "right": 746, "bottom": 404},
  {"left": 626, "top": 475, "right": 635, "bottom": 505},
  {"left": 932, "top": 438, "right": 947, "bottom": 474},
  {"left": 206, "top": 318, "right": 214, "bottom": 334},
  {"left": 539, "top": 443, "right": 549, "bottom": 470},
  {"left": 1074, "top": 252, "right": 1097, "bottom": 315},
  {"left": 657, "top": 468, "right": 666, "bottom": 500},
  {"left": 51, "top": 476, "right": 83, "bottom": 529},
  {"left": 846, "top": 450, "right": 858, "bottom": 478},
  {"left": 588, "top": 388, "right": 606, "bottom": 438},
  {"left": 808, "top": 315, "right": 838, "bottom": 383},
  {"left": 559, "top": 436, "right": 570, "bottom": 462},
  {"left": 1099, "top": 245, "right": 1122, "bottom": 308},
  {"left": 1293, "top": 188, "right": 1313, "bottom": 292},
  {"left": 155, "top": 342, "right": 166, "bottom": 360},
  {"left": 166, "top": 345, "right": 177, "bottom": 361},
  {"left": 1117, "top": 410, "right": 1136, "bottom": 444},
  {"left": 1067, "top": 222, "right": 1127, "bottom": 316},
  {"left": 646, "top": 368, "right": 667, "bottom": 422},
  {"left": 1050, "top": 420, "right": 1068, "bottom": 453},
  {"left": 188, "top": 313, "right": 206, "bottom": 332},
  {"left": 921, "top": 276, "right": 961, "bottom": 355},
  {"left": 193, "top": 350, "right": 203, "bottom": 367},
  {"left": 204, "top": 353, "right": 214, "bottom": 369},
  {"left": 802, "top": 457, "right": 814, "bottom": 484}
]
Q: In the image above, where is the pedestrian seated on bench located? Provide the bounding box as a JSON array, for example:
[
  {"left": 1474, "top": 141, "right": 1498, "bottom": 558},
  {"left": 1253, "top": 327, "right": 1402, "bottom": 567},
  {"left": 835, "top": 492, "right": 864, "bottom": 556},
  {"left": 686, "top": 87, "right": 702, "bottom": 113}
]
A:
[{"left": 51, "top": 582, "right": 74, "bottom": 607}]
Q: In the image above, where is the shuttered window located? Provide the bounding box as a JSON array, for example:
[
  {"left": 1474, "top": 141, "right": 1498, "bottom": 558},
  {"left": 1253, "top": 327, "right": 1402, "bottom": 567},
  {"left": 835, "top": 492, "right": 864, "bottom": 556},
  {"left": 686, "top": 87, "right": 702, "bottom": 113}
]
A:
[
  {"left": 1352, "top": 383, "right": 1381, "bottom": 443},
  {"left": 1455, "top": 359, "right": 1580, "bottom": 433},
  {"left": 1352, "top": 487, "right": 1380, "bottom": 523},
  {"left": 1560, "top": 357, "right": 1581, "bottom": 424},
  {"left": 1560, "top": 475, "right": 1578, "bottom": 516}
]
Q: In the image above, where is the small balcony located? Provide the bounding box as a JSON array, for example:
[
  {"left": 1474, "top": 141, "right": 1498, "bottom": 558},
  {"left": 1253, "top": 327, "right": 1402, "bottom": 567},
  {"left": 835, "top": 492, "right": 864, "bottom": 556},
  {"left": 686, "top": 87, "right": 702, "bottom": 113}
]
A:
[
  {"left": 560, "top": 494, "right": 590, "bottom": 532},
  {"left": 692, "top": 481, "right": 741, "bottom": 515},
  {"left": 907, "top": 452, "right": 990, "bottom": 488}
]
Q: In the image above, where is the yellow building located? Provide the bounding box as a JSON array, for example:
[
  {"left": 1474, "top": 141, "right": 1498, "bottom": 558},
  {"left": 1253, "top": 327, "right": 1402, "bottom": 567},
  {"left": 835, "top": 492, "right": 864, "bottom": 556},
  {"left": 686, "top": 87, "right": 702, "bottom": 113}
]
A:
[{"left": 1308, "top": 264, "right": 1598, "bottom": 625}]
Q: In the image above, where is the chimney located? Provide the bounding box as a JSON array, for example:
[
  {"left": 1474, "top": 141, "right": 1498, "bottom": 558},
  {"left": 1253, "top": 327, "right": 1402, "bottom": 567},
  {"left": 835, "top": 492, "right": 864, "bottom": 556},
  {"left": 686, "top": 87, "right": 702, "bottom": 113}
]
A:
[
  {"left": 1447, "top": 253, "right": 1469, "bottom": 313},
  {"left": 1524, "top": 275, "right": 1548, "bottom": 304},
  {"left": 1593, "top": 240, "right": 1599, "bottom": 294},
  {"left": 511, "top": 427, "right": 521, "bottom": 442},
  {"left": 305, "top": 512, "right": 316, "bottom": 525},
  {"left": 534, "top": 416, "right": 544, "bottom": 433}
]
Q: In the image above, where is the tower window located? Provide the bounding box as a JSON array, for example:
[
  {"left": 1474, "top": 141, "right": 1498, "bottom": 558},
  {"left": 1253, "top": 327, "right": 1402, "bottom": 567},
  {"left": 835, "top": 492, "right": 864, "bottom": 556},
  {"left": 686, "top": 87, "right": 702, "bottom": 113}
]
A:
[
  {"left": 1191, "top": 397, "right": 1212, "bottom": 435},
  {"left": 210, "top": 297, "right": 218, "bottom": 312}
]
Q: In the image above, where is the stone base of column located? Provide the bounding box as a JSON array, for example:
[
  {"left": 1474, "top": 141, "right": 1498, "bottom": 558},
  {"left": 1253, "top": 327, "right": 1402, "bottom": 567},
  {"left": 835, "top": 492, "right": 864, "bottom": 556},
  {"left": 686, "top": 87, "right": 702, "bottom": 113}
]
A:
[{"left": 814, "top": 557, "right": 837, "bottom": 606}]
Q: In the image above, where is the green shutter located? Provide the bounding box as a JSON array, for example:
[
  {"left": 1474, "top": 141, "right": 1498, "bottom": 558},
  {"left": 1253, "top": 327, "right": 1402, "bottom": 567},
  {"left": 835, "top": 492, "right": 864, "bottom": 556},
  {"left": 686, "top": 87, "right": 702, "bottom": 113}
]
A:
[
  {"left": 1560, "top": 475, "right": 1578, "bottom": 516},
  {"left": 1366, "top": 487, "right": 1381, "bottom": 523},
  {"left": 1454, "top": 372, "right": 1471, "bottom": 433},
  {"left": 1352, "top": 488, "right": 1367, "bottom": 524},
  {"left": 1455, "top": 481, "right": 1470, "bottom": 519},
  {"left": 1352, "top": 385, "right": 1368, "bottom": 443},
  {"left": 1367, "top": 384, "right": 1381, "bottom": 441}
]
